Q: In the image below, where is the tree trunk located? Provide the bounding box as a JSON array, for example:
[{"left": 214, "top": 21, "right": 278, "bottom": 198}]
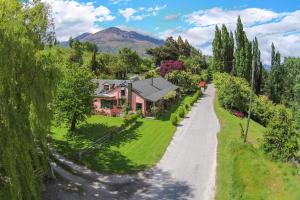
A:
[{"left": 70, "top": 112, "right": 77, "bottom": 131}]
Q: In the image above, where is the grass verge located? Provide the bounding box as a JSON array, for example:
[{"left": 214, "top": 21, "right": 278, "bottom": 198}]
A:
[{"left": 215, "top": 95, "right": 300, "bottom": 200}]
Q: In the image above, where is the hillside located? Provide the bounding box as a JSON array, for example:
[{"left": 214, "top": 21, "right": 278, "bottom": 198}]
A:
[{"left": 60, "top": 27, "right": 164, "bottom": 57}]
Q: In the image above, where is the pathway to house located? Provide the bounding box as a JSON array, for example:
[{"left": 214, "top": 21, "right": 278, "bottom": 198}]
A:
[{"left": 43, "top": 84, "right": 220, "bottom": 200}]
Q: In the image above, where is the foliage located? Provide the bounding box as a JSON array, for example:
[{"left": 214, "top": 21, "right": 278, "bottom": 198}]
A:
[
  {"left": 211, "top": 17, "right": 264, "bottom": 94},
  {"left": 178, "top": 106, "right": 185, "bottom": 118},
  {"left": 215, "top": 98, "right": 300, "bottom": 200},
  {"left": 0, "top": 1, "right": 59, "bottom": 199},
  {"left": 53, "top": 65, "right": 96, "bottom": 131},
  {"left": 151, "top": 106, "right": 161, "bottom": 119},
  {"left": 159, "top": 60, "right": 184, "bottom": 77},
  {"left": 171, "top": 113, "right": 179, "bottom": 125},
  {"left": 214, "top": 73, "right": 250, "bottom": 112},
  {"left": 211, "top": 25, "right": 234, "bottom": 73},
  {"left": 166, "top": 70, "right": 199, "bottom": 93},
  {"left": 116, "top": 47, "right": 141, "bottom": 78},
  {"left": 123, "top": 112, "right": 140, "bottom": 127},
  {"left": 147, "top": 36, "right": 192, "bottom": 66},
  {"left": 144, "top": 69, "right": 159, "bottom": 79},
  {"left": 162, "top": 91, "right": 177, "bottom": 101},
  {"left": 262, "top": 106, "right": 299, "bottom": 161}
]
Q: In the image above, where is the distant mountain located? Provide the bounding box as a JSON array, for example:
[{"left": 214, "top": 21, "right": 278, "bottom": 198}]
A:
[{"left": 60, "top": 27, "right": 164, "bottom": 56}]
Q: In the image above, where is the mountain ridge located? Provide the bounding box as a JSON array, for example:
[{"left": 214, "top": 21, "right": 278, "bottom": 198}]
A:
[{"left": 60, "top": 27, "right": 164, "bottom": 56}]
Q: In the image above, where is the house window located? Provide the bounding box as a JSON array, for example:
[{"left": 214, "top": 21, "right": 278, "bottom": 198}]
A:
[
  {"left": 121, "top": 88, "right": 126, "bottom": 96},
  {"left": 119, "top": 98, "right": 126, "bottom": 106},
  {"left": 104, "top": 84, "right": 109, "bottom": 92},
  {"left": 101, "top": 100, "right": 113, "bottom": 109},
  {"left": 136, "top": 103, "right": 143, "bottom": 111}
]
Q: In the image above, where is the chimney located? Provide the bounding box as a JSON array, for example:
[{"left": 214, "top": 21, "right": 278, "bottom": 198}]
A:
[{"left": 128, "top": 82, "right": 132, "bottom": 110}]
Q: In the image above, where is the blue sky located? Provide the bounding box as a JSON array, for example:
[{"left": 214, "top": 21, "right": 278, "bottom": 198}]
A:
[{"left": 44, "top": 0, "right": 300, "bottom": 64}]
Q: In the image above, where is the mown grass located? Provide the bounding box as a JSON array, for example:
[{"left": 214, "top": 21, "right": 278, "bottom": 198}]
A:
[
  {"left": 215, "top": 96, "right": 300, "bottom": 200},
  {"left": 50, "top": 95, "right": 194, "bottom": 174}
]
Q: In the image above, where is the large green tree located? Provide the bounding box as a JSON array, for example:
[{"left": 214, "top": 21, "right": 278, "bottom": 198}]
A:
[
  {"left": 0, "top": 1, "right": 59, "bottom": 199},
  {"left": 53, "top": 65, "right": 96, "bottom": 131}
]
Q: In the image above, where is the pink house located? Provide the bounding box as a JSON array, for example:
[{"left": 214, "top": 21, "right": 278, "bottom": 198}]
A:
[{"left": 92, "top": 77, "right": 178, "bottom": 116}]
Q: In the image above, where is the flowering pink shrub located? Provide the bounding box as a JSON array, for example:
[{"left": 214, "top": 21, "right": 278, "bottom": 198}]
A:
[
  {"left": 159, "top": 60, "right": 184, "bottom": 77},
  {"left": 233, "top": 110, "right": 245, "bottom": 118}
]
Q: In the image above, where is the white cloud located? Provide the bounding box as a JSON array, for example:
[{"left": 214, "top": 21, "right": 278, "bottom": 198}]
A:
[
  {"left": 42, "top": 0, "right": 115, "bottom": 41},
  {"left": 160, "top": 7, "right": 300, "bottom": 65},
  {"left": 109, "top": 0, "right": 131, "bottom": 5},
  {"left": 119, "top": 8, "right": 137, "bottom": 22},
  {"left": 165, "top": 14, "right": 181, "bottom": 21},
  {"left": 119, "top": 5, "right": 167, "bottom": 22}
]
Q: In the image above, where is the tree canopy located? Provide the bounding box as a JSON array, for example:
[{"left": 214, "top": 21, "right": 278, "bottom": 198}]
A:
[{"left": 0, "top": 1, "right": 59, "bottom": 199}]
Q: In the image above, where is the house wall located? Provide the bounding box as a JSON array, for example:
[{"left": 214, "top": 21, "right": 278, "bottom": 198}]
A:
[{"left": 93, "top": 86, "right": 147, "bottom": 116}]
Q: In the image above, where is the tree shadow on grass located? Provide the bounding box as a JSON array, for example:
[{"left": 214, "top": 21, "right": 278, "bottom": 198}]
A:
[
  {"left": 105, "top": 168, "right": 194, "bottom": 200},
  {"left": 83, "top": 148, "right": 147, "bottom": 174},
  {"left": 81, "top": 121, "right": 145, "bottom": 174}
]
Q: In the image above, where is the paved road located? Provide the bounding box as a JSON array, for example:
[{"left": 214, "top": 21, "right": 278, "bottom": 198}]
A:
[{"left": 43, "top": 84, "right": 220, "bottom": 200}]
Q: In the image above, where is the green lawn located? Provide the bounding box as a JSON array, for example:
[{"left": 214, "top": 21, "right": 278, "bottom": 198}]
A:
[
  {"left": 50, "top": 95, "right": 194, "bottom": 174},
  {"left": 215, "top": 96, "right": 300, "bottom": 200}
]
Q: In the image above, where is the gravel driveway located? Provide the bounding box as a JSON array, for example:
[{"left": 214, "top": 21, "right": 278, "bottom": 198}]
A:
[{"left": 43, "top": 84, "right": 220, "bottom": 200}]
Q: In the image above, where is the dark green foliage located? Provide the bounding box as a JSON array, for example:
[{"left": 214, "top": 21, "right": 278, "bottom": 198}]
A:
[
  {"left": 147, "top": 36, "right": 193, "bottom": 66},
  {"left": 262, "top": 106, "right": 299, "bottom": 161},
  {"left": 0, "top": 1, "right": 59, "bottom": 199},
  {"left": 211, "top": 24, "right": 234, "bottom": 73},
  {"left": 69, "top": 39, "right": 83, "bottom": 65},
  {"left": 267, "top": 43, "right": 285, "bottom": 103}
]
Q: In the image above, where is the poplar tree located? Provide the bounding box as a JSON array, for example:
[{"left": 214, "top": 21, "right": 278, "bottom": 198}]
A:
[
  {"left": 269, "top": 43, "right": 284, "bottom": 103},
  {"left": 234, "top": 16, "right": 252, "bottom": 82},
  {"left": 0, "top": 1, "right": 59, "bottom": 199},
  {"left": 212, "top": 25, "right": 223, "bottom": 71}
]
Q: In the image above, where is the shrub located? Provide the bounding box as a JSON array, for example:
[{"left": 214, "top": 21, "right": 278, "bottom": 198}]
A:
[
  {"left": 178, "top": 106, "right": 185, "bottom": 118},
  {"left": 123, "top": 112, "right": 139, "bottom": 127},
  {"left": 185, "top": 103, "right": 191, "bottom": 111},
  {"left": 151, "top": 106, "right": 161, "bottom": 119},
  {"left": 159, "top": 60, "right": 184, "bottom": 77},
  {"left": 136, "top": 110, "right": 143, "bottom": 118},
  {"left": 171, "top": 113, "right": 179, "bottom": 126},
  {"left": 262, "top": 105, "right": 299, "bottom": 161}
]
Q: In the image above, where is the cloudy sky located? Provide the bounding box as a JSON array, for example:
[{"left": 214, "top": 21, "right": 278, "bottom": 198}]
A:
[{"left": 43, "top": 0, "right": 300, "bottom": 64}]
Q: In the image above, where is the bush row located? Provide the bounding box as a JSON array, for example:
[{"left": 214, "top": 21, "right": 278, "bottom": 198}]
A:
[
  {"left": 214, "top": 72, "right": 299, "bottom": 162},
  {"left": 171, "top": 90, "right": 202, "bottom": 126},
  {"left": 214, "top": 72, "right": 275, "bottom": 126}
]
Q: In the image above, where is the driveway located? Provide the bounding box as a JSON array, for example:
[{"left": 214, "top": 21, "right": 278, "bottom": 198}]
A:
[{"left": 43, "top": 84, "right": 220, "bottom": 200}]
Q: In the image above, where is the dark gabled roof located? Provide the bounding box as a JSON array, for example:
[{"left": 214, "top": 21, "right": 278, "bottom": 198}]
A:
[
  {"left": 132, "top": 77, "right": 178, "bottom": 102},
  {"left": 92, "top": 79, "right": 131, "bottom": 97}
]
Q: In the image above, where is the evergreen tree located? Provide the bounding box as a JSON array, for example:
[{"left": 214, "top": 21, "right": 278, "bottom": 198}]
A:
[
  {"left": 211, "top": 25, "right": 223, "bottom": 71},
  {"left": 221, "top": 24, "right": 234, "bottom": 73},
  {"left": 252, "top": 37, "right": 263, "bottom": 94},
  {"left": 268, "top": 43, "right": 284, "bottom": 103},
  {"left": 0, "top": 1, "right": 59, "bottom": 199},
  {"left": 184, "top": 39, "right": 192, "bottom": 56},
  {"left": 177, "top": 36, "right": 186, "bottom": 56}
]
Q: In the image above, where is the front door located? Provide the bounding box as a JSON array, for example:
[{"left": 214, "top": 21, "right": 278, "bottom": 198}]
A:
[{"left": 136, "top": 103, "right": 143, "bottom": 111}]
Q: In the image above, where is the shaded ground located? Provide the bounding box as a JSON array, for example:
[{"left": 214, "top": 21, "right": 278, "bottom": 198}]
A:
[{"left": 43, "top": 85, "right": 219, "bottom": 200}]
